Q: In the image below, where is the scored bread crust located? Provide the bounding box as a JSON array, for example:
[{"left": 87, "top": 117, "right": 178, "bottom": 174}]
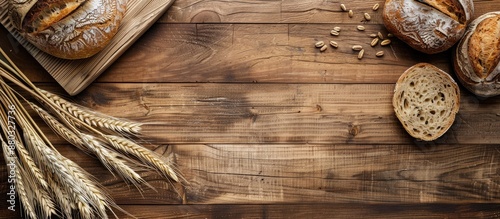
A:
[
  {"left": 382, "top": 0, "right": 474, "bottom": 54},
  {"left": 393, "top": 63, "right": 460, "bottom": 141},
  {"left": 454, "top": 11, "right": 500, "bottom": 98},
  {"left": 9, "top": 0, "right": 127, "bottom": 59}
]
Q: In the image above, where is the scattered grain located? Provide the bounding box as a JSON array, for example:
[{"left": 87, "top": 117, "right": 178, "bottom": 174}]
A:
[
  {"left": 315, "top": 41, "right": 325, "bottom": 48},
  {"left": 320, "top": 45, "right": 328, "bottom": 52},
  {"left": 376, "top": 51, "right": 385, "bottom": 57},
  {"left": 378, "top": 32, "right": 384, "bottom": 40},
  {"left": 330, "top": 41, "right": 339, "bottom": 48},
  {"left": 357, "top": 25, "right": 365, "bottom": 31},
  {"left": 330, "top": 30, "right": 340, "bottom": 36},
  {"left": 373, "top": 3, "right": 380, "bottom": 11},
  {"left": 340, "top": 4, "right": 347, "bottom": 11},
  {"left": 348, "top": 10, "right": 354, "bottom": 18}
]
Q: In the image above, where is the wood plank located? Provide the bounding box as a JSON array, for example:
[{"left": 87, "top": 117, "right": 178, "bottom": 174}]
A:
[
  {"left": 97, "top": 23, "right": 450, "bottom": 83},
  {"left": 67, "top": 83, "right": 500, "bottom": 145},
  {"left": 111, "top": 204, "right": 500, "bottom": 218},
  {"left": 2, "top": 1, "right": 500, "bottom": 85},
  {"left": 161, "top": 0, "right": 500, "bottom": 23},
  {"left": 1, "top": 144, "right": 499, "bottom": 205}
]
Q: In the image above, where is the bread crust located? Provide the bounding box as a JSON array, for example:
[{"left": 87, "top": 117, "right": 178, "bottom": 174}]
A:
[
  {"left": 393, "top": 63, "right": 460, "bottom": 141},
  {"left": 454, "top": 11, "right": 500, "bottom": 98},
  {"left": 9, "top": 0, "right": 127, "bottom": 59},
  {"left": 382, "top": 0, "right": 473, "bottom": 54}
]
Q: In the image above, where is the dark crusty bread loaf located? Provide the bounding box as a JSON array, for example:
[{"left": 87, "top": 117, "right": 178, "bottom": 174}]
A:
[
  {"left": 383, "top": 0, "right": 474, "bottom": 54},
  {"left": 8, "top": 0, "right": 127, "bottom": 59},
  {"left": 454, "top": 11, "right": 500, "bottom": 98},
  {"left": 393, "top": 63, "right": 460, "bottom": 141}
]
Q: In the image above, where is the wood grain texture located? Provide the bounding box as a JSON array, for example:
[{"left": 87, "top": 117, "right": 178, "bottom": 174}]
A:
[
  {"left": 1, "top": 144, "right": 499, "bottom": 206},
  {"left": 97, "top": 23, "right": 449, "bottom": 83},
  {"left": 1, "top": 0, "right": 500, "bottom": 218}
]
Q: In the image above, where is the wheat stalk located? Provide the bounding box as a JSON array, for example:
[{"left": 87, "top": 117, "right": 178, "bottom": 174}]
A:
[
  {"left": 37, "top": 88, "right": 142, "bottom": 135},
  {"left": 105, "top": 135, "right": 181, "bottom": 182},
  {"left": 1, "top": 141, "right": 37, "bottom": 219},
  {"left": 31, "top": 101, "right": 155, "bottom": 190},
  {"left": 23, "top": 130, "right": 111, "bottom": 219},
  {"left": 80, "top": 133, "right": 150, "bottom": 189}
]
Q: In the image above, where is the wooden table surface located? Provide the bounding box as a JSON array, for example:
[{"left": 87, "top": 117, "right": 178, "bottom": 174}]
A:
[{"left": 1, "top": 0, "right": 500, "bottom": 218}]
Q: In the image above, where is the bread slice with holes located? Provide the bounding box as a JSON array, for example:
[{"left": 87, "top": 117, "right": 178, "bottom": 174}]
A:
[{"left": 393, "top": 63, "right": 460, "bottom": 141}]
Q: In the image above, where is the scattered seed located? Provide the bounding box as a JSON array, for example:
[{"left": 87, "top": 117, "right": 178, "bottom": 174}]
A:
[
  {"left": 340, "top": 4, "right": 347, "bottom": 11},
  {"left": 372, "top": 3, "right": 380, "bottom": 11},
  {"left": 348, "top": 10, "right": 354, "bottom": 18},
  {"left": 387, "top": 33, "right": 394, "bottom": 37},
  {"left": 364, "top": 13, "right": 371, "bottom": 21},
  {"left": 376, "top": 51, "right": 384, "bottom": 57},
  {"left": 330, "top": 41, "right": 339, "bottom": 48},
  {"left": 369, "top": 33, "right": 378, "bottom": 38},
  {"left": 358, "top": 49, "right": 365, "bottom": 60},
  {"left": 370, "top": 38, "right": 379, "bottom": 47},
  {"left": 352, "top": 45, "right": 363, "bottom": 51},
  {"left": 315, "top": 41, "right": 325, "bottom": 48},
  {"left": 381, "top": 39, "right": 392, "bottom": 46},
  {"left": 333, "top": 26, "right": 341, "bottom": 32},
  {"left": 378, "top": 32, "right": 384, "bottom": 40},
  {"left": 330, "top": 30, "right": 340, "bottom": 36},
  {"left": 320, "top": 45, "right": 328, "bottom": 52}
]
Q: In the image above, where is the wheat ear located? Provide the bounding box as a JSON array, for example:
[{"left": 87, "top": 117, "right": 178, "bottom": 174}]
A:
[
  {"left": 37, "top": 88, "right": 142, "bottom": 135},
  {"left": 14, "top": 139, "right": 49, "bottom": 190},
  {"left": 105, "top": 135, "right": 181, "bottom": 182},
  {"left": 18, "top": 163, "right": 58, "bottom": 219},
  {"left": 28, "top": 102, "right": 86, "bottom": 150},
  {"left": 1, "top": 142, "right": 37, "bottom": 219},
  {"left": 16, "top": 142, "right": 58, "bottom": 218},
  {"left": 47, "top": 175, "right": 74, "bottom": 219},
  {"left": 81, "top": 133, "right": 151, "bottom": 189},
  {"left": 31, "top": 101, "right": 152, "bottom": 189}
]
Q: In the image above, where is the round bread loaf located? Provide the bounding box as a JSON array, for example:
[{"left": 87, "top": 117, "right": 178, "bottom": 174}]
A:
[
  {"left": 393, "top": 63, "right": 460, "bottom": 141},
  {"left": 453, "top": 11, "right": 500, "bottom": 98},
  {"left": 8, "top": 0, "right": 127, "bottom": 59},
  {"left": 382, "top": 0, "right": 474, "bottom": 54}
]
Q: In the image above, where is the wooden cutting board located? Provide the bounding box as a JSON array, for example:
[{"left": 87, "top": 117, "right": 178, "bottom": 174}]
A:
[{"left": 0, "top": 0, "right": 175, "bottom": 96}]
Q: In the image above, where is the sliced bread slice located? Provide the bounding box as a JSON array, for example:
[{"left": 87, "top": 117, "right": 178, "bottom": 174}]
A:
[{"left": 393, "top": 63, "right": 460, "bottom": 141}]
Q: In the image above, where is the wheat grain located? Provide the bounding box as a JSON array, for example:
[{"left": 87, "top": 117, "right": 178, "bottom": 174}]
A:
[
  {"left": 15, "top": 142, "right": 58, "bottom": 218},
  {"left": 81, "top": 134, "right": 149, "bottom": 188},
  {"left": 37, "top": 88, "right": 142, "bottom": 135},
  {"left": 24, "top": 131, "right": 111, "bottom": 219},
  {"left": 104, "top": 135, "right": 181, "bottom": 182}
]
